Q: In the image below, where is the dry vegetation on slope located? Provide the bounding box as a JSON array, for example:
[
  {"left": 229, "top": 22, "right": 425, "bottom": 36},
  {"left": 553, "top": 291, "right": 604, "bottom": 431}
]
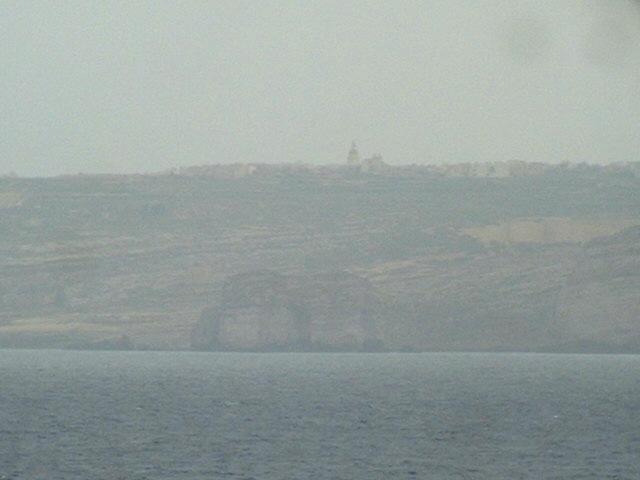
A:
[{"left": 0, "top": 162, "right": 639, "bottom": 351}]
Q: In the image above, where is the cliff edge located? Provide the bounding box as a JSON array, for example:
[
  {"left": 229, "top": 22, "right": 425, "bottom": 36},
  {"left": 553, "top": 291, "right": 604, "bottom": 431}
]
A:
[{"left": 191, "top": 271, "right": 387, "bottom": 351}]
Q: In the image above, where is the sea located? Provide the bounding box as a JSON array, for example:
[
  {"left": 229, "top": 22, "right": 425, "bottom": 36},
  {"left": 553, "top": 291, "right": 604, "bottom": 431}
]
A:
[{"left": 0, "top": 350, "right": 638, "bottom": 480}]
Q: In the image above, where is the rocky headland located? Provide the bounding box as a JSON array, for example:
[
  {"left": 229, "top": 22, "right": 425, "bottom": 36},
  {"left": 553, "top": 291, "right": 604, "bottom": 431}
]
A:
[{"left": 1, "top": 161, "right": 639, "bottom": 352}]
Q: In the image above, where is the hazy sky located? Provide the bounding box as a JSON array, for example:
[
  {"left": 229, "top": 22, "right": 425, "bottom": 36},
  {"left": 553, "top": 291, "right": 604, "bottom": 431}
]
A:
[{"left": 1, "top": 1, "right": 640, "bottom": 176}]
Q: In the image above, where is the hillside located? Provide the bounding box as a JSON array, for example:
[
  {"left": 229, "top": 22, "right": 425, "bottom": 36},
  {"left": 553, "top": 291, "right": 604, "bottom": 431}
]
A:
[{"left": 0, "top": 162, "right": 639, "bottom": 352}]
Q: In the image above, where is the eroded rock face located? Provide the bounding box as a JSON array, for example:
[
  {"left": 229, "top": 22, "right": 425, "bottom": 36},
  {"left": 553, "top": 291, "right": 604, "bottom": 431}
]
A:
[
  {"left": 191, "top": 271, "right": 387, "bottom": 351},
  {"left": 551, "top": 227, "right": 640, "bottom": 351},
  {"left": 2, "top": 168, "right": 640, "bottom": 352}
]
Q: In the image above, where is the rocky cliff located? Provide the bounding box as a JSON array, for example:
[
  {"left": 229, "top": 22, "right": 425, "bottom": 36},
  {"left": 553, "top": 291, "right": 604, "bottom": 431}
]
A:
[
  {"left": 191, "top": 227, "right": 640, "bottom": 353},
  {"left": 0, "top": 163, "right": 638, "bottom": 352},
  {"left": 192, "top": 271, "right": 387, "bottom": 351}
]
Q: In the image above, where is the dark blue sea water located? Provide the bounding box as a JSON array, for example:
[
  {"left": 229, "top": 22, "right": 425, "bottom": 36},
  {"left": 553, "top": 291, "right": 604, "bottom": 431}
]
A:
[{"left": 1, "top": 350, "right": 638, "bottom": 479}]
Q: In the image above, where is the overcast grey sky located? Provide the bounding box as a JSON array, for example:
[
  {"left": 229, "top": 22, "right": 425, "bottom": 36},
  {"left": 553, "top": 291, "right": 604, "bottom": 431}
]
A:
[{"left": 1, "top": 1, "right": 639, "bottom": 176}]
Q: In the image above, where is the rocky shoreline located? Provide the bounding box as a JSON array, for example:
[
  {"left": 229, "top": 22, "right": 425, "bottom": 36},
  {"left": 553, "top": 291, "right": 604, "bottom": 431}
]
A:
[{"left": 1, "top": 163, "right": 639, "bottom": 352}]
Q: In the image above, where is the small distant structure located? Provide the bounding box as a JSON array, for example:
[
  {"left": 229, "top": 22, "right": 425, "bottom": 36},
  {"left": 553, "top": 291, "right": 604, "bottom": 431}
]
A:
[
  {"left": 347, "top": 141, "right": 361, "bottom": 166},
  {"left": 177, "top": 163, "right": 257, "bottom": 178},
  {"left": 361, "top": 153, "right": 386, "bottom": 173},
  {"left": 346, "top": 142, "right": 388, "bottom": 173}
]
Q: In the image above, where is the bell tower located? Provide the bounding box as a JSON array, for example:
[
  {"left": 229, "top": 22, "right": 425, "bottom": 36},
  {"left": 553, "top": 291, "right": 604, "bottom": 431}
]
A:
[{"left": 347, "top": 141, "right": 360, "bottom": 166}]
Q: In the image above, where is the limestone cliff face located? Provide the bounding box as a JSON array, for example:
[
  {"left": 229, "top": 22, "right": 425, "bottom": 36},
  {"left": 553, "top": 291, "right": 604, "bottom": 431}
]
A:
[
  {"left": 190, "top": 228, "right": 640, "bottom": 353},
  {"left": 191, "top": 271, "right": 386, "bottom": 351},
  {"left": 552, "top": 227, "right": 640, "bottom": 351},
  {"left": 2, "top": 168, "right": 640, "bottom": 352}
]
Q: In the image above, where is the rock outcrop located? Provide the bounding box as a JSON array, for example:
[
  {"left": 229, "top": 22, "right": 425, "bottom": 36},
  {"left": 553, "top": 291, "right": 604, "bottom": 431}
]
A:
[
  {"left": 1, "top": 165, "right": 639, "bottom": 352},
  {"left": 551, "top": 226, "right": 640, "bottom": 351},
  {"left": 191, "top": 271, "right": 387, "bottom": 351}
]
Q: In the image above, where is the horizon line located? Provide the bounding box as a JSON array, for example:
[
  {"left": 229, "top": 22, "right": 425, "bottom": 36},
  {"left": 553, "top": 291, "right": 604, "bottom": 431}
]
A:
[{"left": 3, "top": 158, "right": 639, "bottom": 180}]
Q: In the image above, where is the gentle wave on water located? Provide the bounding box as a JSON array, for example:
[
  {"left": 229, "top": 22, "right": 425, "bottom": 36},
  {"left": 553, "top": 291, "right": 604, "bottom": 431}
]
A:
[{"left": 1, "top": 350, "right": 639, "bottom": 479}]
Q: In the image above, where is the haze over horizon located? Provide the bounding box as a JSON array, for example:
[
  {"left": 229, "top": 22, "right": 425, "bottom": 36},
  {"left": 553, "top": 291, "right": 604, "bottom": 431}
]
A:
[{"left": 2, "top": 0, "right": 640, "bottom": 177}]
